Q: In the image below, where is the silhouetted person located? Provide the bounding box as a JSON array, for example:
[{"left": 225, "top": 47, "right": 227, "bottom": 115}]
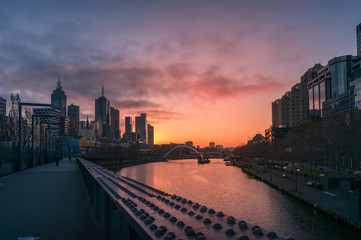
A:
[
  {"left": 45, "top": 156, "right": 49, "bottom": 165},
  {"left": 55, "top": 156, "right": 60, "bottom": 167},
  {"left": 68, "top": 155, "right": 71, "bottom": 162}
]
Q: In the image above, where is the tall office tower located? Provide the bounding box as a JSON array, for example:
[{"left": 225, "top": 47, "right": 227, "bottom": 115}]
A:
[
  {"left": 110, "top": 106, "right": 120, "bottom": 140},
  {"left": 357, "top": 23, "right": 361, "bottom": 56},
  {"left": 67, "top": 104, "right": 79, "bottom": 124},
  {"left": 51, "top": 79, "right": 67, "bottom": 117},
  {"left": 0, "top": 96, "right": 6, "bottom": 116},
  {"left": 135, "top": 113, "right": 147, "bottom": 143},
  {"left": 147, "top": 124, "right": 154, "bottom": 146},
  {"left": 209, "top": 142, "right": 215, "bottom": 148},
  {"left": 125, "top": 117, "right": 132, "bottom": 133},
  {"left": 95, "top": 83, "right": 110, "bottom": 138}
]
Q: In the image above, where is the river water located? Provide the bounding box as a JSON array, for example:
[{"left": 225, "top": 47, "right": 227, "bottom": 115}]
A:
[{"left": 117, "top": 159, "right": 360, "bottom": 240}]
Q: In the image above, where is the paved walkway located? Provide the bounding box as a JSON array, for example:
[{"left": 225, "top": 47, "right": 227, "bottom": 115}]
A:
[
  {"left": 243, "top": 167, "right": 361, "bottom": 229},
  {"left": 0, "top": 159, "right": 105, "bottom": 240}
]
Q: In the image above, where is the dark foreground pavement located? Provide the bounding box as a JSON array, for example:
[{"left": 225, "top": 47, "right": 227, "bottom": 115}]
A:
[{"left": 0, "top": 159, "right": 105, "bottom": 240}]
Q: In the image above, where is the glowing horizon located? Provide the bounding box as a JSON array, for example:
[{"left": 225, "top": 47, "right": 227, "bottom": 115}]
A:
[{"left": 0, "top": 1, "right": 360, "bottom": 147}]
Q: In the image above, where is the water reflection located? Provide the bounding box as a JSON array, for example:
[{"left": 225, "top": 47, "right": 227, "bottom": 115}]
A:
[{"left": 117, "top": 159, "right": 360, "bottom": 240}]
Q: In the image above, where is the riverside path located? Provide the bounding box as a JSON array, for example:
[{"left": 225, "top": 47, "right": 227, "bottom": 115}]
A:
[{"left": 0, "top": 158, "right": 105, "bottom": 240}]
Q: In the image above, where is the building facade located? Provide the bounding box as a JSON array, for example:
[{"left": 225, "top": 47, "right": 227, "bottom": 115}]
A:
[
  {"left": 110, "top": 106, "right": 120, "bottom": 140},
  {"left": 147, "top": 124, "right": 154, "bottom": 146},
  {"left": 95, "top": 85, "right": 110, "bottom": 138},
  {"left": 0, "top": 97, "right": 6, "bottom": 116},
  {"left": 51, "top": 79, "right": 67, "bottom": 117},
  {"left": 125, "top": 117, "right": 132, "bottom": 133},
  {"left": 67, "top": 104, "right": 79, "bottom": 124},
  {"left": 135, "top": 113, "right": 147, "bottom": 143},
  {"left": 357, "top": 23, "right": 361, "bottom": 56},
  {"left": 33, "top": 108, "right": 62, "bottom": 135}
]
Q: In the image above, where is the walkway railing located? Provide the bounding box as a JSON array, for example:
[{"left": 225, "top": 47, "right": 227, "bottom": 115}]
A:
[{"left": 78, "top": 158, "right": 288, "bottom": 240}]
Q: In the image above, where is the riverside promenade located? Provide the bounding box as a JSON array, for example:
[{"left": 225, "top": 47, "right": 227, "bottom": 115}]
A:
[
  {"left": 0, "top": 158, "right": 105, "bottom": 240},
  {"left": 240, "top": 165, "right": 361, "bottom": 232}
]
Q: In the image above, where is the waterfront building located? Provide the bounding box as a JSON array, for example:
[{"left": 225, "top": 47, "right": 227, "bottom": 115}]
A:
[
  {"left": 110, "top": 106, "right": 120, "bottom": 140},
  {"left": 0, "top": 96, "right": 6, "bottom": 116},
  {"left": 135, "top": 113, "right": 147, "bottom": 143},
  {"left": 147, "top": 124, "right": 154, "bottom": 146},
  {"left": 349, "top": 56, "right": 361, "bottom": 113},
  {"left": 125, "top": 117, "right": 132, "bottom": 133},
  {"left": 265, "top": 126, "right": 290, "bottom": 143},
  {"left": 67, "top": 104, "right": 79, "bottom": 125},
  {"left": 95, "top": 84, "right": 110, "bottom": 138},
  {"left": 51, "top": 79, "right": 67, "bottom": 117},
  {"left": 307, "top": 55, "right": 354, "bottom": 125},
  {"left": 272, "top": 64, "right": 321, "bottom": 128}
]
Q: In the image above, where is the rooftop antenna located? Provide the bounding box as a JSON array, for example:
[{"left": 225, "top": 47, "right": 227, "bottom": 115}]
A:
[
  {"left": 101, "top": 80, "right": 104, "bottom": 96},
  {"left": 57, "top": 77, "right": 61, "bottom": 89}
]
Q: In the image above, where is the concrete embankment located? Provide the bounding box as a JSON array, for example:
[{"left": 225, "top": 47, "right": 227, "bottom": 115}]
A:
[{"left": 235, "top": 163, "right": 361, "bottom": 233}]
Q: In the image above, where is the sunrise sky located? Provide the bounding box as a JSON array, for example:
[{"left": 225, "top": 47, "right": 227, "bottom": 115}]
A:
[{"left": 0, "top": 0, "right": 361, "bottom": 147}]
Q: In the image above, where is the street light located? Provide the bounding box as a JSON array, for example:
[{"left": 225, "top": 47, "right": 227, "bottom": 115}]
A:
[{"left": 295, "top": 168, "right": 300, "bottom": 192}]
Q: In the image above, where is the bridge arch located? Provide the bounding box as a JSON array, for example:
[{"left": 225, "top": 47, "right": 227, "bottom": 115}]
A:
[{"left": 164, "top": 145, "right": 200, "bottom": 158}]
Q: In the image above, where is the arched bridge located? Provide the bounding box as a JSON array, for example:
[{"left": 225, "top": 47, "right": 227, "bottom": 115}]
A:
[
  {"left": 164, "top": 145, "right": 210, "bottom": 163},
  {"left": 164, "top": 145, "right": 200, "bottom": 159}
]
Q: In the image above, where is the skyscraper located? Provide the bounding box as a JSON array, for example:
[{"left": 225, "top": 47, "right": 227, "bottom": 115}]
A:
[
  {"left": 125, "top": 117, "right": 132, "bottom": 133},
  {"left": 67, "top": 104, "right": 79, "bottom": 124},
  {"left": 110, "top": 106, "right": 120, "bottom": 140},
  {"left": 135, "top": 113, "right": 147, "bottom": 143},
  {"left": 95, "top": 83, "right": 110, "bottom": 138},
  {"left": 357, "top": 23, "right": 361, "bottom": 56},
  {"left": 51, "top": 79, "right": 67, "bottom": 117},
  {"left": 0, "top": 96, "right": 6, "bottom": 116},
  {"left": 147, "top": 124, "right": 154, "bottom": 146}
]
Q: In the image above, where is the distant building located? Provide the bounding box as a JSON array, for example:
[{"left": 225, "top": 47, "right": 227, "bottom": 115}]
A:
[
  {"left": 209, "top": 142, "right": 215, "bottom": 148},
  {"left": 51, "top": 79, "right": 67, "bottom": 117},
  {"left": 125, "top": 117, "right": 132, "bottom": 133},
  {"left": 95, "top": 84, "right": 110, "bottom": 138},
  {"left": 79, "top": 121, "right": 86, "bottom": 129},
  {"left": 135, "top": 113, "right": 147, "bottom": 143},
  {"left": 33, "top": 108, "right": 61, "bottom": 135},
  {"left": 0, "top": 96, "right": 6, "bottom": 116},
  {"left": 147, "top": 124, "right": 154, "bottom": 146},
  {"left": 185, "top": 141, "right": 194, "bottom": 147},
  {"left": 247, "top": 134, "right": 265, "bottom": 144},
  {"left": 357, "top": 23, "right": 361, "bottom": 56},
  {"left": 216, "top": 145, "right": 224, "bottom": 150},
  {"left": 110, "top": 106, "right": 120, "bottom": 140},
  {"left": 93, "top": 119, "right": 103, "bottom": 138},
  {"left": 123, "top": 132, "right": 138, "bottom": 144},
  {"left": 67, "top": 104, "right": 79, "bottom": 124}
]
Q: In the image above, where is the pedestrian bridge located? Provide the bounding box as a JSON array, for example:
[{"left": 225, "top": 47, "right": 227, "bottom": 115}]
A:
[{"left": 79, "top": 158, "right": 285, "bottom": 240}]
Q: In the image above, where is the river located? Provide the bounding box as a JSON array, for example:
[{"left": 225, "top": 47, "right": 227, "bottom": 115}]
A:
[{"left": 117, "top": 159, "right": 361, "bottom": 240}]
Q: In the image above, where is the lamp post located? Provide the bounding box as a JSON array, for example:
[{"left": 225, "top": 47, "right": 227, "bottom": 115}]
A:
[{"left": 295, "top": 168, "right": 300, "bottom": 192}]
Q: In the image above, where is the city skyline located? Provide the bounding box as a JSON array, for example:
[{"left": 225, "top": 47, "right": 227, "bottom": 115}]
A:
[{"left": 0, "top": 1, "right": 361, "bottom": 146}]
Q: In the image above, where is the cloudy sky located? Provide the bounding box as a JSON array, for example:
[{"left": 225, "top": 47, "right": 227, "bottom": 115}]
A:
[{"left": 0, "top": 0, "right": 360, "bottom": 146}]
